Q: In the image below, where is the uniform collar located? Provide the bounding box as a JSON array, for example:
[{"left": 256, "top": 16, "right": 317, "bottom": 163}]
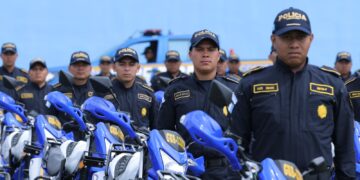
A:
[
  {"left": 274, "top": 57, "right": 309, "bottom": 74},
  {"left": 114, "top": 78, "right": 135, "bottom": 90},
  {"left": 73, "top": 80, "right": 91, "bottom": 89},
  {"left": 1, "top": 66, "right": 16, "bottom": 74},
  {"left": 30, "top": 81, "right": 47, "bottom": 90}
]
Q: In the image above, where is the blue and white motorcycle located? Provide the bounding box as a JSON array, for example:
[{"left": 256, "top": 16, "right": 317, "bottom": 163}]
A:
[{"left": 88, "top": 76, "right": 204, "bottom": 179}]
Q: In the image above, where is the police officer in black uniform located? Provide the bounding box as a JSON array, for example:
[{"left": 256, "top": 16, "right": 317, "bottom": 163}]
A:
[
  {"left": 334, "top": 51, "right": 353, "bottom": 82},
  {"left": 150, "top": 50, "right": 188, "bottom": 91},
  {"left": 0, "top": 42, "right": 29, "bottom": 96},
  {"left": 231, "top": 7, "right": 355, "bottom": 179},
  {"left": 226, "top": 54, "right": 243, "bottom": 82},
  {"left": 15, "top": 58, "right": 52, "bottom": 114},
  {"left": 96, "top": 55, "right": 115, "bottom": 79},
  {"left": 216, "top": 49, "right": 228, "bottom": 77},
  {"left": 345, "top": 64, "right": 360, "bottom": 122},
  {"left": 53, "top": 51, "right": 94, "bottom": 106},
  {"left": 96, "top": 48, "right": 158, "bottom": 129},
  {"left": 157, "top": 29, "right": 239, "bottom": 179}
]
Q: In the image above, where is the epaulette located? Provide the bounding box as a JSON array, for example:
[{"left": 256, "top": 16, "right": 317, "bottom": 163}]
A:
[
  {"left": 15, "top": 84, "right": 26, "bottom": 91},
  {"left": 53, "top": 83, "right": 62, "bottom": 89},
  {"left": 169, "top": 76, "right": 188, "bottom": 85},
  {"left": 242, "top": 66, "right": 265, "bottom": 77},
  {"left": 223, "top": 75, "right": 240, "bottom": 84},
  {"left": 138, "top": 83, "right": 154, "bottom": 92},
  {"left": 319, "top": 66, "right": 340, "bottom": 77},
  {"left": 345, "top": 77, "right": 357, "bottom": 85},
  {"left": 20, "top": 68, "right": 28, "bottom": 74}
]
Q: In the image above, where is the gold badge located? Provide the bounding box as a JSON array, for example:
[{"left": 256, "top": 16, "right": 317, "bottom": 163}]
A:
[
  {"left": 88, "top": 91, "right": 94, "bottom": 97},
  {"left": 223, "top": 106, "right": 228, "bottom": 116},
  {"left": 141, "top": 107, "right": 147, "bottom": 117},
  {"left": 317, "top": 104, "right": 327, "bottom": 119}
]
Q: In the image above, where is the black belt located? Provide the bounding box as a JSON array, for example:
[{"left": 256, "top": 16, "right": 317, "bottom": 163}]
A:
[{"left": 205, "top": 157, "right": 229, "bottom": 168}]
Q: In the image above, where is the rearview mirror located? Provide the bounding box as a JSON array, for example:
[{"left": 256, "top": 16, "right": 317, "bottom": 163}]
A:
[
  {"left": 89, "top": 76, "right": 113, "bottom": 93},
  {"left": 208, "top": 79, "right": 233, "bottom": 108},
  {"left": 59, "top": 70, "right": 74, "bottom": 87},
  {"left": 3, "top": 75, "right": 21, "bottom": 89}
]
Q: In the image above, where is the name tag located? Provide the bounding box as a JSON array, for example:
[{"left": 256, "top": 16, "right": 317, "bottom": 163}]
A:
[
  {"left": 64, "top": 93, "right": 73, "bottom": 99},
  {"left": 138, "top": 93, "right": 152, "bottom": 103},
  {"left": 253, "top": 83, "right": 279, "bottom": 94},
  {"left": 16, "top": 76, "right": 28, "bottom": 83},
  {"left": 310, "top": 83, "right": 334, "bottom": 96},
  {"left": 174, "top": 90, "right": 190, "bottom": 101},
  {"left": 349, "top": 91, "right": 360, "bottom": 99},
  {"left": 21, "top": 93, "right": 33, "bottom": 99}
]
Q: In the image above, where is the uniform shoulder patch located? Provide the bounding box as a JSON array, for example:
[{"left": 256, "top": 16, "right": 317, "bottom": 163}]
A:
[
  {"left": 138, "top": 83, "right": 154, "bottom": 92},
  {"left": 319, "top": 66, "right": 340, "bottom": 77},
  {"left": 345, "top": 77, "right": 357, "bottom": 85},
  {"left": 53, "top": 83, "right": 62, "bottom": 89},
  {"left": 222, "top": 75, "right": 240, "bottom": 84},
  {"left": 169, "top": 76, "right": 188, "bottom": 85},
  {"left": 242, "top": 66, "right": 265, "bottom": 77},
  {"left": 15, "top": 84, "right": 26, "bottom": 91},
  {"left": 20, "top": 68, "right": 28, "bottom": 74}
]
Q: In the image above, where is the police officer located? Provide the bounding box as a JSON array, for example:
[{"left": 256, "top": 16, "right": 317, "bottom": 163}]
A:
[
  {"left": 231, "top": 7, "right": 355, "bottom": 179},
  {"left": 143, "top": 46, "right": 156, "bottom": 63},
  {"left": 150, "top": 50, "right": 188, "bottom": 91},
  {"left": 216, "top": 49, "right": 228, "bottom": 77},
  {"left": 227, "top": 54, "right": 243, "bottom": 81},
  {"left": 97, "top": 48, "right": 158, "bottom": 129},
  {"left": 15, "top": 58, "right": 52, "bottom": 114},
  {"left": 334, "top": 51, "right": 352, "bottom": 82},
  {"left": 0, "top": 42, "right": 29, "bottom": 96},
  {"left": 157, "top": 29, "right": 239, "bottom": 179},
  {"left": 268, "top": 46, "right": 277, "bottom": 63},
  {"left": 53, "top": 51, "right": 94, "bottom": 106},
  {"left": 96, "top": 55, "right": 115, "bottom": 79}
]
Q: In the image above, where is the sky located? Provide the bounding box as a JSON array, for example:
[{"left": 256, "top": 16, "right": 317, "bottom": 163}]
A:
[{"left": 1, "top": 0, "right": 359, "bottom": 71}]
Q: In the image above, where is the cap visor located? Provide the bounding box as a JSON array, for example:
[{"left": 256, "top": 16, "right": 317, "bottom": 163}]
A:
[
  {"left": 71, "top": 59, "right": 91, "bottom": 65},
  {"left": 274, "top": 26, "right": 311, "bottom": 36},
  {"left": 30, "top": 62, "right": 47, "bottom": 69},
  {"left": 2, "top": 49, "right": 16, "bottom": 54}
]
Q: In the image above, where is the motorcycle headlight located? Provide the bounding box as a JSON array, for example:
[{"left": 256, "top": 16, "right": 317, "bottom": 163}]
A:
[{"left": 160, "top": 149, "right": 187, "bottom": 174}]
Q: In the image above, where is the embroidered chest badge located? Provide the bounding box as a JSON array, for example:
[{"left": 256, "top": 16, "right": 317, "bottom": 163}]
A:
[{"left": 317, "top": 104, "right": 327, "bottom": 119}]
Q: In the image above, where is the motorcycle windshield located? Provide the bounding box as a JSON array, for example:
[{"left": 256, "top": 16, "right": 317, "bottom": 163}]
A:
[
  {"left": 180, "top": 110, "right": 241, "bottom": 170},
  {"left": 148, "top": 129, "right": 187, "bottom": 174}
]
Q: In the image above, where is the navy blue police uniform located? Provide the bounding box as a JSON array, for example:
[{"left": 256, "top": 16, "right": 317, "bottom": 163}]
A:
[
  {"left": 345, "top": 72, "right": 360, "bottom": 121},
  {"left": 231, "top": 7, "right": 355, "bottom": 179},
  {"left": 96, "top": 55, "right": 116, "bottom": 79},
  {"left": 0, "top": 43, "right": 29, "bottom": 96},
  {"left": 52, "top": 51, "right": 94, "bottom": 107},
  {"left": 335, "top": 51, "right": 353, "bottom": 82},
  {"left": 96, "top": 48, "right": 158, "bottom": 129},
  {"left": 157, "top": 29, "right": 239, "bottom": 180},
  {"left": 226, "top": 54, "right": 243, "bottom": 81},
  {"left": 150, "top": 50, "right": 189, "bottom": 91},
  {"left": 15, "top": 59, "right": 52, "bottom": 114}
]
